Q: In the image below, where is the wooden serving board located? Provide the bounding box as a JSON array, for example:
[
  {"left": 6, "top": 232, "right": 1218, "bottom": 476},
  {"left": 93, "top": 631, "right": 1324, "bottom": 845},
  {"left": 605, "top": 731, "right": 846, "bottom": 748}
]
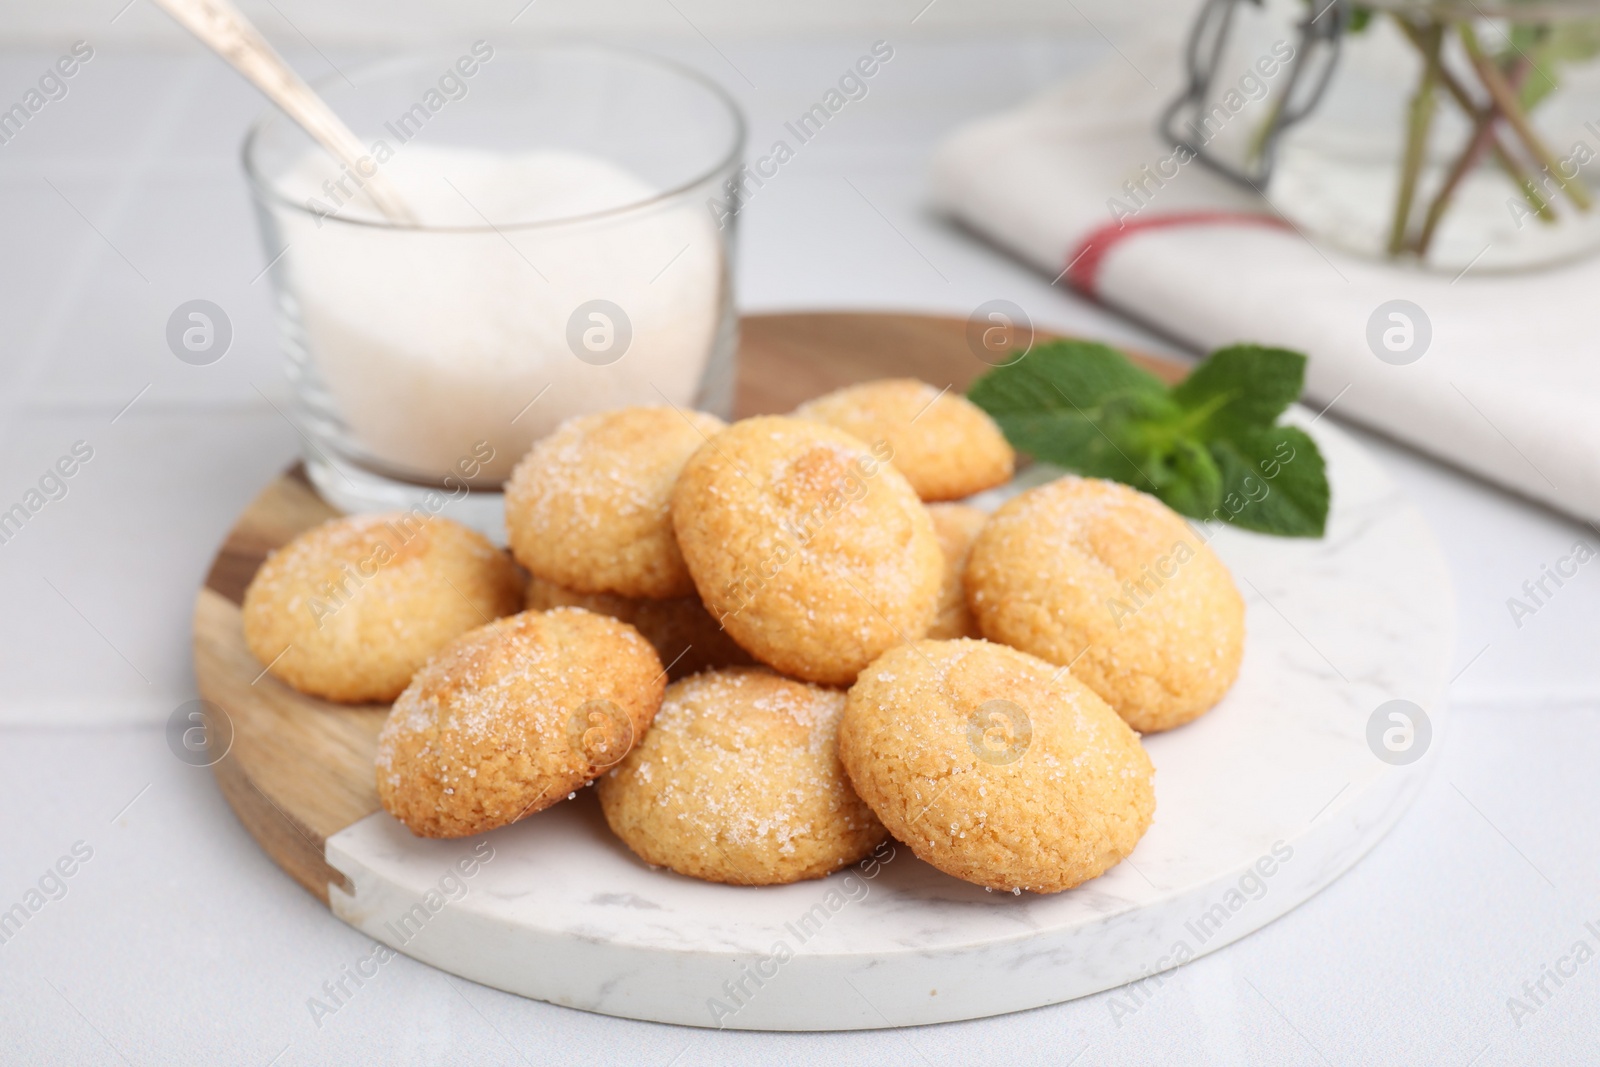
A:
[
  {"left": 194, "top": 311, "right": 1187, "bottom": 905},
  {"left": 194, "top": 312, "right": 1456, "bottom": 1030}
]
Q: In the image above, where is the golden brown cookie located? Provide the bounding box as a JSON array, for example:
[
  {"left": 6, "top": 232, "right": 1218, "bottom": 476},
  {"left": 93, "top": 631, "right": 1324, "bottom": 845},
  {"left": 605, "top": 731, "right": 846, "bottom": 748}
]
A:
[
  {"left": 504, "top": 406, "right": 726, "bottom": 599},
  {"left": 522, "top": 574, "right": 638, "bottom": 627},
  {"left": 524, "top": 574, "right": 753, "bottom": 679},
  {"left": 672, "top": 416, "right": 943, "bottom": 686},
  {"left": 926, "top": 503, "right": 988, "bottom": 640},
  {"left": 598, "top": 668, "right": 886, "bottom": 885},
  {"left": 794, "top": 378, "right": 1014, "bottom": 502},
  {"left": 838, "top": 639, "right": 1154, "bottom": 894},
  {"left": 376, "top": 608, "right": 665, "bottom": 838},
  {"left": 965, "top": 476, "right": 1244, "bottom": 733},
  {"left": 241, "top": 512, "right": 523, "bottom": 704}
]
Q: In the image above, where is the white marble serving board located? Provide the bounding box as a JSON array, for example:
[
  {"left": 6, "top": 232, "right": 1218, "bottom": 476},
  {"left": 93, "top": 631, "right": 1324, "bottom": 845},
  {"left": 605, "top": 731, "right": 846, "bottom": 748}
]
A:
[{"left": 325, "top": 414, "right": 1454, "bottom": 1030}]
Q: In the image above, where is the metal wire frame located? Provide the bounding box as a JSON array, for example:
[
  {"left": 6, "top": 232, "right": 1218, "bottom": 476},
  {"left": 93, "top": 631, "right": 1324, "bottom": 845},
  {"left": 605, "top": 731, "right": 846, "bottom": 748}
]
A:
[{"left": 1159, "top": 0, "right": 1348, "bottom": 188}]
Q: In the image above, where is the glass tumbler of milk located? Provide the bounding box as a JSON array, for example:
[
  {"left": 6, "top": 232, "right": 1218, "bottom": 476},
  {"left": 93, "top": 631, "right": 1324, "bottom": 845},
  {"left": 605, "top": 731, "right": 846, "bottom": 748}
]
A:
[{"left": 242, "top": 45, "right": 745, "bottom": 534}]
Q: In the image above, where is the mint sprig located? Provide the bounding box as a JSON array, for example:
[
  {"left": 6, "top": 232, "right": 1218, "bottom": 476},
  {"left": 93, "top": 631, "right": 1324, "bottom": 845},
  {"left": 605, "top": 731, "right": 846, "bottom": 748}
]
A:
[{"left": 968, "top": 340, "right": 1329, "bottom": 537}]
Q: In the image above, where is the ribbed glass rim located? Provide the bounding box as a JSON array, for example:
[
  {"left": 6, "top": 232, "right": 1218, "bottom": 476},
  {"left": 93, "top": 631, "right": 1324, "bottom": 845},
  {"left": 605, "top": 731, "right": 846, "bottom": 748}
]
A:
[{"left": 240, "top": 43, "right": 747, "bottom": 233}]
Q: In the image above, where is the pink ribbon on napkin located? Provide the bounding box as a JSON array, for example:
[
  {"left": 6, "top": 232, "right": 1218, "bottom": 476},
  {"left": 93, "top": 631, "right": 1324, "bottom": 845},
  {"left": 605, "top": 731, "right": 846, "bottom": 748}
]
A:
[{"left": 1064, "top": 211, "right": 1289, "bottom": 297}]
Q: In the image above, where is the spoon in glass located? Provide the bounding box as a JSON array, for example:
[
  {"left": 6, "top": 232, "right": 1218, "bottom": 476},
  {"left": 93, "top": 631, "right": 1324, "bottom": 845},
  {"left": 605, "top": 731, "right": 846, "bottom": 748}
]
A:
[{"left": 151, "top": 0, "right": 417, "bottom": 224}]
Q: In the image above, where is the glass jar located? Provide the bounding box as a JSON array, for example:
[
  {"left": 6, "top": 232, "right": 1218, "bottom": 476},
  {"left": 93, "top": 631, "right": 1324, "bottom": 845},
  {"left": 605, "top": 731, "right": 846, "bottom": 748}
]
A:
[
  {"left": 1271, "top": 0, "right": 1600, "bottom": 272},
  {"left": 244, "top": 46, "right": 745, "bottom": 532}
]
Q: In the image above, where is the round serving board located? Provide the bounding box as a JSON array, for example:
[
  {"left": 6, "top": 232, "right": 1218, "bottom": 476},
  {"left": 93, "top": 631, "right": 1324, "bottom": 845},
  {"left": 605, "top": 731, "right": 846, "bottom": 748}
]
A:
[{"left": 194, "top": 311, "right": 1454, "bottom": 1031}]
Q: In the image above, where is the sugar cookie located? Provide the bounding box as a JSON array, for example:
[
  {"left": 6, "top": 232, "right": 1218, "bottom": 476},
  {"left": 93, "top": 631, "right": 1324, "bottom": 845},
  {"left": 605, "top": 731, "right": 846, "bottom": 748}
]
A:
[
  {"left": 524, "top": 574, "right": 753, "bottom": 679},
  {"left": 838, "top": 639, "right": 1154, "bottom": 893},
  {"left": 965, "top": 476, "right": 1244, "bottom": 732},
  {"left": 794, "top": 378, "right": 1014, "bottom": 501},
  {"left": 242, "top": 512, "right": 523, "bottom": 704},
  {"left": 598, "top": 668, "right": 885, "bottom": 885},
  {"left": 505, "top": 406, "right": 725, "bottom": 599},
  {"left": 376, "top": 607, "right": 665, "bottom": 838},
  {"left": 672, "top": 416, "right": 942, "bottom": 685},
  {"left": 926, "top": 502, "right": 987, "bottom": 640}
]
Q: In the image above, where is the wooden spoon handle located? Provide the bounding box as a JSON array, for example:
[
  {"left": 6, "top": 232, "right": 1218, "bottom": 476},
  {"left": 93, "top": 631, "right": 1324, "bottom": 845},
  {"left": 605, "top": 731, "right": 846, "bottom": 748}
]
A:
[{"left": 153, "top": 0, "right": 416, "bottom": 224}]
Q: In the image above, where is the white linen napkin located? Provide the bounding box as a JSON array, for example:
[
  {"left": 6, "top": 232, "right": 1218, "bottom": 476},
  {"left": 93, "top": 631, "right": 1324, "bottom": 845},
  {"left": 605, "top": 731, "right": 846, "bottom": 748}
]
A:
[{"left": 930, "top": 45, "right": 1600, "bottom": 527}]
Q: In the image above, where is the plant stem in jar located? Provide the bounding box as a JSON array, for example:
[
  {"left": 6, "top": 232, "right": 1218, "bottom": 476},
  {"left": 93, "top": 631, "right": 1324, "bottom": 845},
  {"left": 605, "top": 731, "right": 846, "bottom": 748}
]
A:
[
  {"left": 1247, "top": 85, "right": 1289, "bottom": 169},
  {"left": 1460, "top": 21, "right": 1592, "bottom": 212},
  {"left": 1393, "top": 18, "right": 1555, "bottom": 227},
  {"left": 1389, "top": 17, "right": 1445, "bottom": 256},
  {"left": 1414, "top": 58, "right": 1539, "bottom": 256}
]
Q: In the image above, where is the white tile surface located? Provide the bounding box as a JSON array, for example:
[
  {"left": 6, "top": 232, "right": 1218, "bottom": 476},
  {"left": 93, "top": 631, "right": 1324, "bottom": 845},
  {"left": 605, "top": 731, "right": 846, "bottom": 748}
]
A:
[
  {"left": 0, "top": 32, "right": 1597, "bottom": 1065},
  {"left": 4, "top": 705, "right": 1596, "bottom": 1064}
]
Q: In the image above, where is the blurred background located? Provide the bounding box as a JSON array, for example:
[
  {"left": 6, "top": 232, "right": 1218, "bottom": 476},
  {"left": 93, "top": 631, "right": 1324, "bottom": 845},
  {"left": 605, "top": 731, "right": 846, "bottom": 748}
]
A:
[{"left": 1, "top": 0, "right": 1170, "bottom": 42}]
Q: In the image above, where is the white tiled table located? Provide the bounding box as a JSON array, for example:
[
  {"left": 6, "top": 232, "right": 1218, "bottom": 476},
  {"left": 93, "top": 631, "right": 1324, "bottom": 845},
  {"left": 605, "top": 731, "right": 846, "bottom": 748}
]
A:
[{"left": 1, "top": 33, "right": 1596, "bottom": 1067}]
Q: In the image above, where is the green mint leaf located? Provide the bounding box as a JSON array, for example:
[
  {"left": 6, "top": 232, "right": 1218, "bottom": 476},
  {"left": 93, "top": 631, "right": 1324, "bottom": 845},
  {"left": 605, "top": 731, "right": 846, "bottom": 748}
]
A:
[
  {"left": 1171, "top": 344, "right": 1306, "bottom": 434},
  {"left": 967, "top": 337, "right": 1329, "bottom": 537},
  {"left": 968, "top": 339, "right": 1168, "bottom": 416},
  {"left": 1156, "top": 437, "right": 1224, "bottom": 519},
  {"left": 1207, "top": 426, "right": 1328, "bottom": 537},
  {"left": 969, "top": 339, "right": 1185, "bottom": 497},
  {"left": 977, "top": 375, "right": 1222, "bottom": 518},
  {"left": 991, "top": 391, "right": 1175, "bottom": 492}
]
